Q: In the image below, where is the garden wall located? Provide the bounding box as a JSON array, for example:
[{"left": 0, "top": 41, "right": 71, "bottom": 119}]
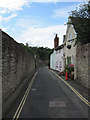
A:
[
  {"left": 2, "top": 31, "right": 35, "bottom": 116},
  {"left": 0, "top": 29, "right": 2, "bottom": 119},
  {"left": 76, "top": 43, "right": 90, "bottom": 88}
]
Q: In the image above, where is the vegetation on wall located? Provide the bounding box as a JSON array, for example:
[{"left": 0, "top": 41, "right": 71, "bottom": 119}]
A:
[
  {"left": 68, "top": 2, "right": 90, "bottom": 46},
  {"left": 67, "top": 56, "right": 71, "bottom": 65},
  {"left": 69, "top": 2, "right": 90, "bottom": 18},
  {"left": 20, "top": 43, "right": 53, "bottom": 60}
]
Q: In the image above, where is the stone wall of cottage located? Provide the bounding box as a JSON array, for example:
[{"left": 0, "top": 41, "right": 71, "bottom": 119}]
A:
[
  {"left": 2, "top": 31, "right": 35, "bottom": 111},
  {"left": 76, "top": 43, "right": 90, "bottom": 88}
]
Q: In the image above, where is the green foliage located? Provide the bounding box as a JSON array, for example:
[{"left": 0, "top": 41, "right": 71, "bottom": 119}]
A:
[
  {"left": 63, "top": 65, "right": 69, "bottom": 75},
  {"left": 64, "top": 64, "right": 74, "bottom": 74},
  {"left": 20, "top": 43, "right": 52, "bottom": 60},
  {"left": 67, "top": 56, "right": 71, "bottom": 65},
  {"left": 36, "top": 47, "right": 52, "bottom": 60},
  {"left": 65, "top": 65, "right": 68, "bottom": 71},
  {"left": 69, "top": 3, "right": 90, "bottom": 18},
  {"left": 26, "top": 43, "right": 29, "bottom": 47},
  {"left": 69, "top": 2, "right": 90, "bottom": 45},
  {"left": 68, "top": 66, "right": 74, "bottom": 73}
]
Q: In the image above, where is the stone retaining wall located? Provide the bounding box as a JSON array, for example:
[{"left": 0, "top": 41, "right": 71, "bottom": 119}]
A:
[
  {"left": 0, "top": 29, "right": 2, "bottom": 119},
  {"left": 2, "top": 31, "right": 35, "bottom": 116}
]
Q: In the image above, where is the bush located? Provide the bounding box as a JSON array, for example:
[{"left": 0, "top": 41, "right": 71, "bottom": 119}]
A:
[{"left": 68, "top": 64, "right": 74, "bottom": 73}]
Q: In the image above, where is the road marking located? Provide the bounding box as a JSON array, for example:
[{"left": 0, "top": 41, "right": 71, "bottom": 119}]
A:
[
  {"left": 12, "top": 71, "right": 38, "bottom": 120},
  {"left": 50, "top": 70, "right": 90, "bottom": 107}
]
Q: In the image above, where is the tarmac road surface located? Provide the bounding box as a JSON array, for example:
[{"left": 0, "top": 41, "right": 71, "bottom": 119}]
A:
[{"left": 4, "top": 67, "right": 89, "bottom": 119}]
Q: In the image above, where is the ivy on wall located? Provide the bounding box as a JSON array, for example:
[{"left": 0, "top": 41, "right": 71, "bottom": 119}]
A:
[
  {"left": 67, "top": 56, "right": 71, "bottom": 65},
  {"left": 68, "top": 2, "right": 90, "bottom": 46}
]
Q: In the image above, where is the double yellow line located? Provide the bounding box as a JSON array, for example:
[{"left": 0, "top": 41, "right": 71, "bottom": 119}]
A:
[
  {"left": 50, "top": 70, "right": 90, "bottom": 107},
  {"left": 12, "top": 71, "right": 38, "bottom": 120}
]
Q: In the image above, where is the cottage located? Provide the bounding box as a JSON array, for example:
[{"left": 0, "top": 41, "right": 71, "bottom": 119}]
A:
[
  {"left": 63, "top": 17, "right": 77, "bottom": 79},
  {"left": 55, "top": 45, "right": 64, "bottom": 72},
  {"left": 50, "top": 34, "right": 64, "bottom": 72}
]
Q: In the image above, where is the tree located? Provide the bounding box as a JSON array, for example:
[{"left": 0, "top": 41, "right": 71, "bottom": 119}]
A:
[
  {"left": 69, "top": 2, "right": 90, "bottom": 18},
  {"left": 69, "top": 2, "right": 90, "bottom": 45},
  {"left": 26, "top": 43, "right": 29, "bottom": 47}
]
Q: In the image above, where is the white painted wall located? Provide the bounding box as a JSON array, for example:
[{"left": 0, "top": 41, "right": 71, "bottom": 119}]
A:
[
  {"left": 64, "top": 24, "right": 77, "bottom": 65},
  {"left": 50, "top": 50, "right": 56, "bottom": 70},
  {"left": 55, "top": 48, "right": 64, "bottom": 72},
  {"left": 63, "top": 23, "right": 77, "bottom": 79}
]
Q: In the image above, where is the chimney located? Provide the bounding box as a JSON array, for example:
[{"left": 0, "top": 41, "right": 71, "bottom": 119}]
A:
[{"left": 54, "top": 34, "right": 59, "bottom": 49}]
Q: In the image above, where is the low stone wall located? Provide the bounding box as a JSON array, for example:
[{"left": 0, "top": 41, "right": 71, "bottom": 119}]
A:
[
  {"left": 2, "top": 31, "right": 35, "bottom": 115},
  {"left": 0, "top": 29, "right": 2, "bottom": 119},
  {"left": 76, "top": 43, "right": 90, "bottom": 88}
]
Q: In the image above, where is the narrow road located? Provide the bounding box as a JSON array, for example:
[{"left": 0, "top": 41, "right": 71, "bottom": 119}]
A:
[{"left": 6, "top": 67, "right": 89, "bottom": 119}]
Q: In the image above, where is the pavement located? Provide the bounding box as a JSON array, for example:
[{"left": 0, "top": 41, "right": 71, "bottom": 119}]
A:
[{"left": 3, "top": 67, "right": 89, "bottom": 119}]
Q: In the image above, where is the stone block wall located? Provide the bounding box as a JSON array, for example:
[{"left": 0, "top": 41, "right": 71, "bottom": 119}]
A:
[
  {"left": 76, "top": 43, "right": 90, "bottom": 88},
  {"left": 0, "top": 29, "right": 2, "bottom": 119},
  {"left": 2, "top": 31, "right": 35, "bottom": 103}
]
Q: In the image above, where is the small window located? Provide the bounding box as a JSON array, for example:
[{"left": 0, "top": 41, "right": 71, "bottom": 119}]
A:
[{"left": 72, "top": 56, "right": 75, "bottom": 64}]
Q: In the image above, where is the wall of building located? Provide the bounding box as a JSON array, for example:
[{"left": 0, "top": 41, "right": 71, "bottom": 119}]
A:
[
  {"left": 50, "top": 50, "right": 56, "bottom": 70},
  {"left": 76, "top": 43, "right": 90, "bottom": 88},
  {"left": 65, "top": 24, "right": 77, "bottom": 64},
  {"left": 55, "top": 49, "right": 64, "bottom": 72},
  {"left": 64, "top": 24, "right": 77, "bottom": 79},
  {"left": 0, "top": 29, "right": 2, "bottom": 119},
  {"left": 2, "top": 31, "right": 35, "bottom": 115}
]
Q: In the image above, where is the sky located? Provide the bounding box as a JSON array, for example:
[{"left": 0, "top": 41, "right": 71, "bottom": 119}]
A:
[{"left": 0, "top": 0, "right": 87, "bottom": 48}]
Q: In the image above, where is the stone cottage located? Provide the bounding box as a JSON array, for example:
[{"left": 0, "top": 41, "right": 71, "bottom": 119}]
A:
[{"left": 70, "top": 17, "right": 90, "bottom": 88}]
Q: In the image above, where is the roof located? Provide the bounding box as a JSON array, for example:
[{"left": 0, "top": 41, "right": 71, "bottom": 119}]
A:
[{"left": 55, "top": 44, "right": 64, "bottom": 51}]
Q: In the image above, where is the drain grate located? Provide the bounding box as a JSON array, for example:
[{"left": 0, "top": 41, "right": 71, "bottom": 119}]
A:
[{"left": 49, "top": 101, "right": 66, "bottom": 107}]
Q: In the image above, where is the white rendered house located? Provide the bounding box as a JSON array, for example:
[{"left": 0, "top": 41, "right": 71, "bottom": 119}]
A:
[{"left": 55, "top": 45, "right": 64, "bottom": 72}]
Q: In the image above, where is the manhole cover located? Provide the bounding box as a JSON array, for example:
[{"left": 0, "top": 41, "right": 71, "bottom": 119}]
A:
[{"left": 49, "top": 101, "right": 66, "bottom": 107}]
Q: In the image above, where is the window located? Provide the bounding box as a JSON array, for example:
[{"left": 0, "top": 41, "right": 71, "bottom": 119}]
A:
[
  {"left": 59, "top": 61, "right": 62, "bottom": 71},
  {"left": 60, "top": 61, "right": 62, "bottom": 67},
  {"left": 65, "top": 58, "right": 66, "bottom": 65},
  {"left": 67, "top": 56, "right": 71, "bottom": 65},
  {"left": 72, "top": 56, "right": 75, "bottom": 64},
  {"left": 56, "top": 61, "right": 58, "bottom": 68}
]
